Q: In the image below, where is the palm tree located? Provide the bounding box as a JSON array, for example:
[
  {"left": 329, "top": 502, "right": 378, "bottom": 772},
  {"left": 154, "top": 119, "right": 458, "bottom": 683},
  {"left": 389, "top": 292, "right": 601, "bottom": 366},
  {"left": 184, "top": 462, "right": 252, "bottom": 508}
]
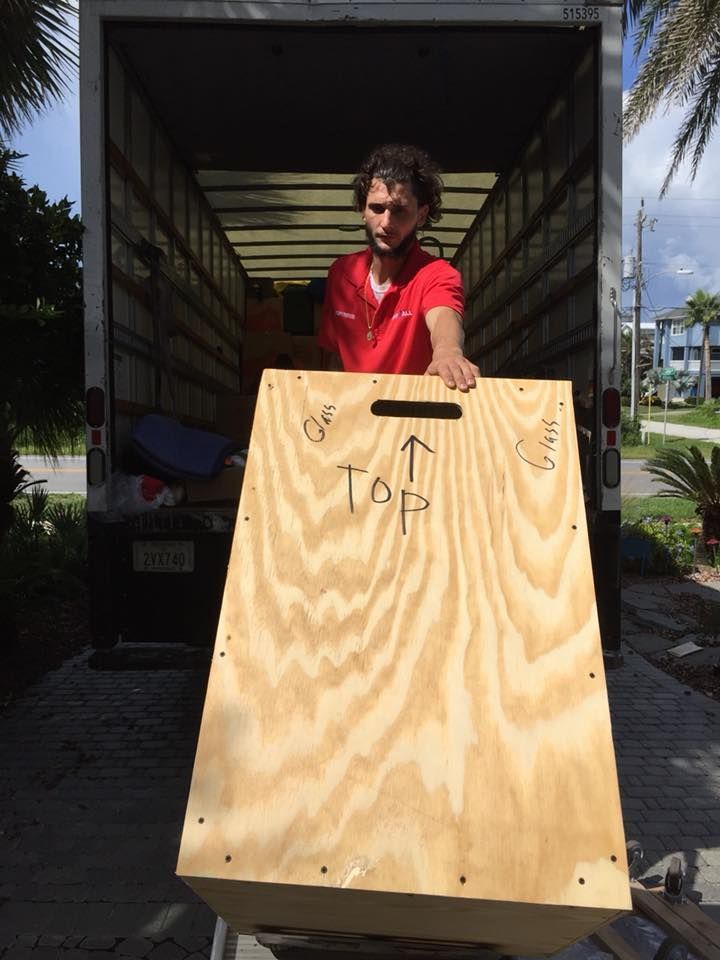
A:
[
  {"left": 0, "top": 0, "right": 77, "bottom": 140},
  {"left": 645, "top": 445, "right": 720, "bottom": 541},
  {"left": 674, "top": 373, "right": 697, "bottom": 402},
  {"left": 641, "top": 368, "right": 661, "bottom": 403},
  {"left": 624, "top": 0, "right": 720, "bottom": 196},
  {"left": 685, "top": 290, "right": 720, "bottom": 403}
]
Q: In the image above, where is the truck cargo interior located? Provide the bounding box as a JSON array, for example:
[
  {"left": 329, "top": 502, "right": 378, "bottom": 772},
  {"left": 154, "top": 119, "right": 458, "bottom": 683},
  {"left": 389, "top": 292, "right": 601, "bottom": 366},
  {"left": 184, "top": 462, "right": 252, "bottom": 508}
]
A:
[
  {"left": 95, "top": 20, "right": 606, "bottom": 648},
  {"left": 106, "top": 22, "right": 597, "bottom": 438}
]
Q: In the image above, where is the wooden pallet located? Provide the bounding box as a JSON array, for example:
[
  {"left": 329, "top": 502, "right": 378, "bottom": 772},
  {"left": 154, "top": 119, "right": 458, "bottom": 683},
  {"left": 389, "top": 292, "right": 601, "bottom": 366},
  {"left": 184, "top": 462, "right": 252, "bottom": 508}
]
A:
[{"left": 592, "top": 882, "right": 720, "bottom": 960}]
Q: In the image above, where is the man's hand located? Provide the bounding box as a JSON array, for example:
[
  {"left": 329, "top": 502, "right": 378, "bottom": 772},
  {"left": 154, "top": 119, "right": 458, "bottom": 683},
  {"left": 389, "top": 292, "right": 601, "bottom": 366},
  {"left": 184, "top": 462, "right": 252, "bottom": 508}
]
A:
[
  {"left": 425, "top": 347, "right": 479, "bottom": 392},
  {"left": 424, "top": 306, "right": 479, "bottom": 391}
]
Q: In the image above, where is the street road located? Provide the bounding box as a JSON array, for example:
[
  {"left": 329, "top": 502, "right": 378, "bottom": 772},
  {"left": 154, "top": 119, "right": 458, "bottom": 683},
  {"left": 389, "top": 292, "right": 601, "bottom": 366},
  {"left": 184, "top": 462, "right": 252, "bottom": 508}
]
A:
[
  {"left": 21, "top": 455, "right": 86, "bottom": 495},
  {"left": 20, "top": 454, "right": 665, "bottom": 498},
  {"left": 622, "top": 459, "right": 672, "bottom": 496}
]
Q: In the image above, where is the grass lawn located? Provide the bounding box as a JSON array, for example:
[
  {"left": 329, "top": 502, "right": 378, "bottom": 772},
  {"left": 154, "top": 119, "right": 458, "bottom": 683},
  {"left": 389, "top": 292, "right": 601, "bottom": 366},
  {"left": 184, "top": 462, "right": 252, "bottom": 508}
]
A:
[
  {"left": 15, "top": 428, "right": 85, "bottom": 457},
  {"left": 639, "top": 407, "right": 720, "bottom": 428},
  {"left": 626, "top": 403, "right": 720, "bottom": 429},
  {"left": 16, "top": 441, "right": 84, "bottom": 456},
  {"left": 654, "top": 406, "right": 720, "bottom": 429},
  {"left": 621, "top": 495, "right": 697, "bottom": 524},
  {"left": 622, "top": 433, "right": 719, "bottom": 459},
  {"left": 12, "top": 493, "right": 86, "bottom": 514},
  {"left": 47, "top": 493, "right": 86, "bottom": 507}
]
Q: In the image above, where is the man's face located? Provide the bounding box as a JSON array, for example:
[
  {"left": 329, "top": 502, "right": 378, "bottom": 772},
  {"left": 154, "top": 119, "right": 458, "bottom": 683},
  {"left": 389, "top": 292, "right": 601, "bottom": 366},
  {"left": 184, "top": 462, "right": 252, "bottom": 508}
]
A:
[{"left": 363, "top": 178, "right": 429, "bottom": 259}]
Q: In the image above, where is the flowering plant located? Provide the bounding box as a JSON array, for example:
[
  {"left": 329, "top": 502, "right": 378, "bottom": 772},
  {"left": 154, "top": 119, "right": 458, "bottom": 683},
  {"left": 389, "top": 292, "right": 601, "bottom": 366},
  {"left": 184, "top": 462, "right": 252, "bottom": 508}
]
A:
[{"left": 621, "top": 516, "right": 697, "bottom": 574}]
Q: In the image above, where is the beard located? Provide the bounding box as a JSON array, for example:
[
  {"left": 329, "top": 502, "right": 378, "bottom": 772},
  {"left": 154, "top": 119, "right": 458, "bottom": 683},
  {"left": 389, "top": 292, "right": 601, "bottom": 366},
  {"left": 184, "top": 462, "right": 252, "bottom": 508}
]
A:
[{"left": 365, "top": 225, "right": 418, "bottom": 260}]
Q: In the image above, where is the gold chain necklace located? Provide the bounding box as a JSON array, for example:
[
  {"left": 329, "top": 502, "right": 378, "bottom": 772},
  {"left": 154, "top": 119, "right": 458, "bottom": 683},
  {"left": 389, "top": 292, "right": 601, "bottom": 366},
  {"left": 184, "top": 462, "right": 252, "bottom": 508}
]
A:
[{"left": 364, "top": 272, "right": 377, "bottom": 343}]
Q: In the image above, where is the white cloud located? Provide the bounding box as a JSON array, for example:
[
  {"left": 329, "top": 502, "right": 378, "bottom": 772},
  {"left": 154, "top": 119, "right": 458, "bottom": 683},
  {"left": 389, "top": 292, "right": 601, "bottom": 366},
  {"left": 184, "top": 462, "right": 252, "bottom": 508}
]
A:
[{"left": 623, "top": 105, "right": 720, "bottom": 199}]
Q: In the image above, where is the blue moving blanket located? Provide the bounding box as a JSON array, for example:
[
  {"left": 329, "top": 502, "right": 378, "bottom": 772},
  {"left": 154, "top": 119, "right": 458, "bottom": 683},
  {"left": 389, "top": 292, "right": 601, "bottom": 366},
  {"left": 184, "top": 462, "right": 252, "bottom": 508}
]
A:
[{"left": 131, "top": 414, "right": 238, "bottom": 480}]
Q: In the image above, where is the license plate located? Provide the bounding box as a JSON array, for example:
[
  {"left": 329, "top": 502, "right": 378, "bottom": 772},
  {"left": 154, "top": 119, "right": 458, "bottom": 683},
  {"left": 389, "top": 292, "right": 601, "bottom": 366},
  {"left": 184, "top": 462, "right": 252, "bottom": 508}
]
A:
[{"left": 132, "top": 540, "right": 195, "bottom": 573}]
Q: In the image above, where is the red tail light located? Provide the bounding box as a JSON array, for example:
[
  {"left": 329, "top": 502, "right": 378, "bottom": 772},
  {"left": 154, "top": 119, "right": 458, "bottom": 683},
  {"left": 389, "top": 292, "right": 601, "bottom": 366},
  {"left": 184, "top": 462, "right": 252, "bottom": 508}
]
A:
[
  {"left": 86, "top": 386, "right": 105, "bottom": 428},
  {"left": 602, "top": 388, "right": 621, "bottom": 428}
]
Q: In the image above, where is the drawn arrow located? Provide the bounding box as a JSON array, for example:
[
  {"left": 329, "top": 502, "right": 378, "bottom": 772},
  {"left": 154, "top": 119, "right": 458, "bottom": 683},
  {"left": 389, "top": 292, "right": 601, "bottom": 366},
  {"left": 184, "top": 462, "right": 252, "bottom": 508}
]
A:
[{"left": 400, "top": 434, "right": 435, "bottom": 483}]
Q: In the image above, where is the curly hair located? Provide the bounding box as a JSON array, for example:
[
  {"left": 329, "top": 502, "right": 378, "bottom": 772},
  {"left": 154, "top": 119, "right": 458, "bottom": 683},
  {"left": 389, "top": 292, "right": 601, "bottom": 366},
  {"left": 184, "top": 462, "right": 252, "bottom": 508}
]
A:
[{"left": 352, "top": 144, "right": 444, "bottom": 225}]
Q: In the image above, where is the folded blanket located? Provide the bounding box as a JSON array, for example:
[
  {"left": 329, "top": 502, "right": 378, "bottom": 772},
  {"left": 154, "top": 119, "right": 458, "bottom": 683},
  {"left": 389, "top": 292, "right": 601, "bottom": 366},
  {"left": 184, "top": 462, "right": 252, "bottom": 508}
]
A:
[{"left": 131, "top": 414, "right": 237, "bottom": 480}]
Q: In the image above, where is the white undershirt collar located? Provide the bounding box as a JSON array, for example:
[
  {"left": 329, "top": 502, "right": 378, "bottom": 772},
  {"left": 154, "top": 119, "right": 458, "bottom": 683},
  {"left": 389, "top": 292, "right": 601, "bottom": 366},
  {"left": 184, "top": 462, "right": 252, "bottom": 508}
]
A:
[{"left": 369, "top": 271, "right": 391, "bottom": 303}]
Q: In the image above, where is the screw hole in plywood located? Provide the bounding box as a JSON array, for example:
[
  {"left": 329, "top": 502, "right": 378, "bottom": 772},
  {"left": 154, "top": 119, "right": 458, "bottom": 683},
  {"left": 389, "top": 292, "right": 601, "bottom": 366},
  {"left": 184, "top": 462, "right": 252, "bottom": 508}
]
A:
[
  {"left": 220, "top": 652, "right": 225, "bottom": 658},
  {"left": 198, "top": 817, "right": 204, "bottom": 824},
  {"left": 611, "top": 855, "right": 617, "bottom": 862},
  {"left": 578, "top": 877, "right": 585, "bottom": 885},
  {"left": 589, "top": 672, "right": 596, "bottom": 679},
  {"left": 225, "top": 855, "right": 232, "bottom": 863},
  {"left": 244, "top": 517, "right": 250, "bottom": 522},
  {"left": 459, "top": 875, "right": 467, "bottom": 885},
  {"left": 572, "top": 524, "right": 577, "bottom": 530},
  {"left": 320, "top": 865, "right": 328, "bottom": 874}
]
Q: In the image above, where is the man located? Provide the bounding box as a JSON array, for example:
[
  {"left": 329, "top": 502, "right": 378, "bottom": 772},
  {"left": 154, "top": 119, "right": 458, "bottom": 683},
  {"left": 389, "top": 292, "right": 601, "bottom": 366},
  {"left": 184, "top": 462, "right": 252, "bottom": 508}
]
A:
[{"left": 318, "top": 144, "right": 479, "bottom": 392}]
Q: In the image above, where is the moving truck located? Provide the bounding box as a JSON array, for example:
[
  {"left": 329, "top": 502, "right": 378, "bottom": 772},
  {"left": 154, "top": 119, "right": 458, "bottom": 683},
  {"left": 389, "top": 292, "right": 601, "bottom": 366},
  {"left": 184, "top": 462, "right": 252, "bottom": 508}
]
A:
[{"left": 80, "top": 0, "right": 624, "bottom": 659}]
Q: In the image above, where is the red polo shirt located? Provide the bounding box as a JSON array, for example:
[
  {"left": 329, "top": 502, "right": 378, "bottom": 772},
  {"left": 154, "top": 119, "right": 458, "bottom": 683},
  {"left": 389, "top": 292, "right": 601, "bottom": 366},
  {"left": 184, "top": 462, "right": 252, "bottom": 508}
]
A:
[{"left": 318, "top": 243, "right": 464, "bottom": 375}]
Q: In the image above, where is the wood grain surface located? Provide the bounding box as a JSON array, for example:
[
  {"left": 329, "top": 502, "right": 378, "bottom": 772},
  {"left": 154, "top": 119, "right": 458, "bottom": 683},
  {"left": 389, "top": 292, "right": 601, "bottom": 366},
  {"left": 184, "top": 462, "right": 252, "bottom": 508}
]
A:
[{"left": 177, "top": 371, "right": 630, "bottom": 953}]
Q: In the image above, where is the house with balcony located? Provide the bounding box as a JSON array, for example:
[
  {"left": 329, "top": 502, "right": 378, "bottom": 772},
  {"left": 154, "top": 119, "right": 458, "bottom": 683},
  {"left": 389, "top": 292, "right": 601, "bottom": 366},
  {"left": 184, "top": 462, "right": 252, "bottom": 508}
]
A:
[{"left": 653, "top": 307, "right": 720, "bottom": 398}]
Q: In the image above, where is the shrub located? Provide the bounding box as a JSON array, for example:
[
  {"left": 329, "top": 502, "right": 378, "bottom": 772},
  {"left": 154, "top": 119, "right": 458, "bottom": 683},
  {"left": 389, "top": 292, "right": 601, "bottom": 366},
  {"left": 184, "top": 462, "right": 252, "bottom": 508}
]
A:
[
  {"left": 644, "top": 445, "right": 720, "bottom": 540},
  {"left": 621, "top": 517, "right": 697, "bottom": 574},
  {"left": 0, "top": 492, "right": 87, "bottom": 648},
  {"left": 621, "top": 412, "right": 643, "bottom": 446}
]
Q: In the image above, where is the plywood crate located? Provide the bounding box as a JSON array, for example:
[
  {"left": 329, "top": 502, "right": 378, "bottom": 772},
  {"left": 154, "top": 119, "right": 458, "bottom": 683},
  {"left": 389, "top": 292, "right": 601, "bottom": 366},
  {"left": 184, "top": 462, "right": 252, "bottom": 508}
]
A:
[{"left": 177, "top": 371, "right": 630, "bottom": 955}]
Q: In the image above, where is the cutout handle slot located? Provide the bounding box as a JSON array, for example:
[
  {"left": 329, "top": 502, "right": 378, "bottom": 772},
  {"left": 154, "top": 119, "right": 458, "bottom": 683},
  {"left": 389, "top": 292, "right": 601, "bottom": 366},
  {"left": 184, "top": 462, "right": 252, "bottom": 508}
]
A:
[{"left": 370, "top": 399, "right": 463, "bottom": 420}]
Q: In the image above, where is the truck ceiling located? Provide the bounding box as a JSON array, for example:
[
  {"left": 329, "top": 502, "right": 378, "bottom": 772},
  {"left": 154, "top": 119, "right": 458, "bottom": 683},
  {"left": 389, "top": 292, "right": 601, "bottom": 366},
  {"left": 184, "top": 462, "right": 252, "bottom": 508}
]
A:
[{"left": 107, "top": 22, "right": 593, "bottom": 281}]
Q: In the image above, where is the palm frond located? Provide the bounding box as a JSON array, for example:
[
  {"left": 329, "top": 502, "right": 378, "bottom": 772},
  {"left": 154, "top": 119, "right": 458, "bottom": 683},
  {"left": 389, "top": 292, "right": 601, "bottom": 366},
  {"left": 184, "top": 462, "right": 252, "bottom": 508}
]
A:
[
  {"left": 711, "top": 445, "right": 720, "bottom": 493},
  {"left": 0, "top": 0, "right": 78, "bottom": 138},
  {"left": 661, "top": 51, "right": 720, "bottom": 196},
  {"left": 624, "top": 0, "right": 720, "bottom": 193},
  {"left": 624, "top": 0, "right": 704, "bottom": 137},
  {"left": 645, "top": 445, "right": 720, "bottom": 509},
  {"left": 633, "top": 0, "right": 675, "bottom": 52},
  {"left": 25, "top": 484, "right": 50, "bottom": 524}
]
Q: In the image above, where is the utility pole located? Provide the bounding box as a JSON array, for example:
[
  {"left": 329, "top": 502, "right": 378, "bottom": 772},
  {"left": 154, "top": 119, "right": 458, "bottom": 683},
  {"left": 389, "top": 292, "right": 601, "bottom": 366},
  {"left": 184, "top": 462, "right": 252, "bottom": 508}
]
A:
[{"left": 630, "top": 199, "right": 644, "bottom": 420}]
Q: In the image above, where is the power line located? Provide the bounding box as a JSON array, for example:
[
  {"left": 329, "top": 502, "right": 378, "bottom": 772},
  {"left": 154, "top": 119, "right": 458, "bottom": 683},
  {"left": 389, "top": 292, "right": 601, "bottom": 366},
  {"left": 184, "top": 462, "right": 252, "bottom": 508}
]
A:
[
  {"left": 622, "top": 215, "right": 720, "bottom": 221},
  {"left": 624, "top": 195, "right": 720, "bottom": 202}
]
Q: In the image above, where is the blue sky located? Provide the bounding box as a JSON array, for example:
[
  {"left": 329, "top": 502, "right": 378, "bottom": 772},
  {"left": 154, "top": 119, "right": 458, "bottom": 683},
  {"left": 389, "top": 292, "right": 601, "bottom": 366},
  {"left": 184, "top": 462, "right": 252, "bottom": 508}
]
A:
[
  {"left": 9, "top": 31, "right": 719, "bottom": 326},
  {"left": 9, "top": 69, "right": 80, "bottom": 209}
]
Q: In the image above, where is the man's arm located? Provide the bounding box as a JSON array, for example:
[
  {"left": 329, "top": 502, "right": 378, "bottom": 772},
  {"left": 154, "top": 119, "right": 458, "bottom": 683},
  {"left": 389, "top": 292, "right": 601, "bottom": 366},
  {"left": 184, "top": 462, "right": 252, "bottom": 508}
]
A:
[{"left": 424, "top": 306, "right": 479, "bottom": 392}]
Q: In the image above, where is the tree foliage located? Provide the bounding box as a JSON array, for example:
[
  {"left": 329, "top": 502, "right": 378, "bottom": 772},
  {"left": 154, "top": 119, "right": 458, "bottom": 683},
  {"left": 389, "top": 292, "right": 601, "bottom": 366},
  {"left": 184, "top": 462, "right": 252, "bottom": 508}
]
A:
[
  {"left": 0, "top": 149, "right": 84, "bottom": 451},
  {"left": 674, "top": 373, "right": 698, "bottom": 398},
  {"left": 685, "top": 288, "right": 720, "bottom": 402},
  {"left": 623, "top": 0, "right": 720, "bottom": 196},
  {"left": 0, "top": 148, "right": 83, "bottom": 549},
  {"left": 0, "top": 0, "right": 77, "bottom": 140},
  {"left": 620, "top": 324, "right": 654, "bottom": 398}
]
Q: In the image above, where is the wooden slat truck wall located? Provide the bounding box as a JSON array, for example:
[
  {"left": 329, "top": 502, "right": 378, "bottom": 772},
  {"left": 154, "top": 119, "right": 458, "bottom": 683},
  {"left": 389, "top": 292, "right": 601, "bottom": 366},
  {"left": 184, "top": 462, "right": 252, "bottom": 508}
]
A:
[{"left": 177, "top": 371, "right": 630, "bottom": 955}]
